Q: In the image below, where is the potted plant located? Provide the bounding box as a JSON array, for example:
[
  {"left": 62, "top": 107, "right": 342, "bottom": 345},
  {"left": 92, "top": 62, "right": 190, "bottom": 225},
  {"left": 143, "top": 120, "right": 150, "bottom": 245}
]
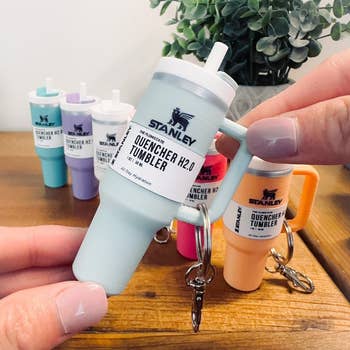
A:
[{"left": 150, "top": 0, "right": 350, "bottom": 119}]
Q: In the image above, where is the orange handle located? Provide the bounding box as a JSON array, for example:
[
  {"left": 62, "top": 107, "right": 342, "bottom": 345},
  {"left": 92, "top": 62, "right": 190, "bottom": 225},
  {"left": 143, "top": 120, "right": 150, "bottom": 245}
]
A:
[{"left": 287, "top": 165, "right": 319, "bottom": 232}]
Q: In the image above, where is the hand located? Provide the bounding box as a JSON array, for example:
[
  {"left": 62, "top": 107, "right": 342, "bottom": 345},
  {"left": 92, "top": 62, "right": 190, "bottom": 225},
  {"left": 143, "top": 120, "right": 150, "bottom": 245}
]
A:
[
  {"left": 0, "top": 226, "right": 107, "bottom": 350},
  {"left": 217, "top": 48, "right": 350, "bottom": 165}
]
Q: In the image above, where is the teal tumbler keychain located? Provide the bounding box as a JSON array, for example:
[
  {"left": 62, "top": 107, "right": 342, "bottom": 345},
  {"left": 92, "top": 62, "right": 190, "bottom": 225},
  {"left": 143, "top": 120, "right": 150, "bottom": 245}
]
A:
[{"left": 73, "top": 42, "right": 252, "bottom": 295}]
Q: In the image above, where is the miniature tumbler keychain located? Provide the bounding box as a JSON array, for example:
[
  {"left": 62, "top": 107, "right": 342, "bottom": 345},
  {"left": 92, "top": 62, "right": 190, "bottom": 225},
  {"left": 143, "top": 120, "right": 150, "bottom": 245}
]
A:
[
  {"left": 177, "top": 134, "right": 227, "bottom": 260},
  {"left": 222, "top": 157, "right": 319, "bottom": 292},
  {"left": 61, "top": 83, "right": 100, "bottom": 200},
  {"left": 91, "top": 89, "right": 135, "bottom": 180},
  {"left": 73, "top": 42, "right": 252, "bottom": 295},
  {"left": 29, "top": 78, "right": 67, "bottom": 188}
]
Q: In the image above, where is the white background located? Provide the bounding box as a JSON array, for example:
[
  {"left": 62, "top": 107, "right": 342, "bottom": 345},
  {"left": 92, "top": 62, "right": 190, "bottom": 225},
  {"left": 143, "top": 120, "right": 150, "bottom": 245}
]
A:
[{"left": 0, "top": 0, "right": 349, "bottom": 130}]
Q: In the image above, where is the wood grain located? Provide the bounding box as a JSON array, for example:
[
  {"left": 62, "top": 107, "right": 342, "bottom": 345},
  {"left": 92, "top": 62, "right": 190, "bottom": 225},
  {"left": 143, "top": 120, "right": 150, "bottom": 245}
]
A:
[
  {"left": 1, "top": 132, "right": 350, "bottom": 350},
  {"left": 288, "top": 165, "right": 350, "bottom": 300}
]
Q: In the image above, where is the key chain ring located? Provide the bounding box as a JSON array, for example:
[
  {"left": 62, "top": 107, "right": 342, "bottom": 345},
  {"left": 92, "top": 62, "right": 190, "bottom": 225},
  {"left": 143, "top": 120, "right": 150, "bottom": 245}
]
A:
[
  {"left": 194, "top": 203, "right": 212, "bottom": 278},
  {"left": 153, "top": 221, "right": 176, "bottom": 244},
  {"left": 265, "top": 219, "right": 294, "bottom": 273}
]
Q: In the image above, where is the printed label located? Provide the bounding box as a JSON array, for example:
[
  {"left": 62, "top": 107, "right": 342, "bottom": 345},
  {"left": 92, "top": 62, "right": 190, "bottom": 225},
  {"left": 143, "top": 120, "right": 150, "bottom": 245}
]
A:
[
  {"left": 223, "top": 200, "right": 287, "bottom": 240},
  {"left": 93, "top": 122, "right": 129, "bottom": 171},
  {"left": 32, "top": 126, "right": 63, "bottom": 148},
  {"left": 185, "top": 181, "right": 221, "bottom": 207},
  {"left": 63, "top": 134, "right": 94, "bottom": 158},
  {"left": 110, "top": 122, "right": 204, "bottom": 203}
]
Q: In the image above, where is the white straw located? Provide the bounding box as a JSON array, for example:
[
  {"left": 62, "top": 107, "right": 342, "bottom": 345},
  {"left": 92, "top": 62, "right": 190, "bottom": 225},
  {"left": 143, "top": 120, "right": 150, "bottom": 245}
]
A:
[
  {"left": 80, "top": 82, "right": 87, "bottom": 102},
  {"left": 204, "top": 42, "right": 228, "bottom": 73}
]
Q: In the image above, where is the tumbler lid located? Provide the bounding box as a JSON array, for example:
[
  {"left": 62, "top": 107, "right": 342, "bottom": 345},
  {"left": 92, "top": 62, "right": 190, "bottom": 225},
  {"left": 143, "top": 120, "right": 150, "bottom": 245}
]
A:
[
  {"left": 60, "top": 82, "right": 99, "bottom": 112},
  {"left": 155, "top": 42, "right": 238, "bottom": 108},
  {"left": 91, "top": 89, "right": 135, "bottom": 122},
  {"left": 28, "top": 77, "right": 64, "bottom": 105},
  {"left": 248, "top": 157, "right": 293, "bottom": 176}
]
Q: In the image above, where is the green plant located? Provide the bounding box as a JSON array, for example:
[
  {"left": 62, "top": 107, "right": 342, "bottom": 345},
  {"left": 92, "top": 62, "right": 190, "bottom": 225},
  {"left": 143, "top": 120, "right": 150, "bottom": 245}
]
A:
[{"left": 150, "top": 0, "right": 350, "bottom": 85}]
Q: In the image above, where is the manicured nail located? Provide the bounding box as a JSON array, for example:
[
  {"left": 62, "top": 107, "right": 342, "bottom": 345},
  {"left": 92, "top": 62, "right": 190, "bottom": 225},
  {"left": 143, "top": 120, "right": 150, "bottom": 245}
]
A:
[
  {"left": 56, "top": 282, "right": 107, "bottom": 334},
  {"left": 247, "top": 117, "right": 298, "bottom": 159}
]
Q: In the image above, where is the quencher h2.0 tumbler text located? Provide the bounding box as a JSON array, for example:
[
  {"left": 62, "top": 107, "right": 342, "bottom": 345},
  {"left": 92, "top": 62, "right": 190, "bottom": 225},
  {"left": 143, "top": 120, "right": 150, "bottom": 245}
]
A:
[
  {"left": 61, "top": 83, "right": 99, "bottom": 200},
  {"left": 73, "top": 43, "right": 253, "bottom": 295},
  {"left": 29, "top": 77, "right": 67, "bottom": 188}
]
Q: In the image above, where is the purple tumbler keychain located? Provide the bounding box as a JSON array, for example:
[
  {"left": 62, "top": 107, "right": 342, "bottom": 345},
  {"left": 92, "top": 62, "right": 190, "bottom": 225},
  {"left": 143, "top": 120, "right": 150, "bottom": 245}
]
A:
[{"left": 61, "top": 83, "right": 100, "bottom": 200}]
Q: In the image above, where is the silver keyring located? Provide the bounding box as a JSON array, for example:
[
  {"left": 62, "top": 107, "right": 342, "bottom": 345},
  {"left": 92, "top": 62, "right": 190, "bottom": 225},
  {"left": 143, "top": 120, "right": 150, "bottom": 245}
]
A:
[
  {"left": 185, "top": 203, "right": 215, "bottom": 285},
  {"left": 265, "top": 219, "right": 294, "bottom": 273}
]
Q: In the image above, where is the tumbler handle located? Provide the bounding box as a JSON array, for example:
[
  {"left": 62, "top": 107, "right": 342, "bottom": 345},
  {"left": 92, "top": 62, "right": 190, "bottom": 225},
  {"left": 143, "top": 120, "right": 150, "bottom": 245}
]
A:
[
  {"left": 176, "top": 118, "right": 252, "bottom": 226},
  {"left": 287, "top": 165, "right": 319, "bottom": 232}
]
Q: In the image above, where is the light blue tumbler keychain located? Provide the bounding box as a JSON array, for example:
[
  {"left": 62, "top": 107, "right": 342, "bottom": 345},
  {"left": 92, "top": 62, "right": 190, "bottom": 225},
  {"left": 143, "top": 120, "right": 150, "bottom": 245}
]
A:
[
  {"left": 73, "top": 43, "right": 252, "bottom": 295},
  {"left": 29, "top": 78, "right": 67, "bottom": 188}
]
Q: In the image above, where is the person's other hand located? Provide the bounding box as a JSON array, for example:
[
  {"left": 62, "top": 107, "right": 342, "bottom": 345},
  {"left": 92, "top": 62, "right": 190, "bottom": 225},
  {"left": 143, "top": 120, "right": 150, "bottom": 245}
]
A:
[
  {"left": 0, "top": 226, "right": 107, "bottom": 350},
  {"left": 217, "top": 49, "right": 350, "bottom": 165}
]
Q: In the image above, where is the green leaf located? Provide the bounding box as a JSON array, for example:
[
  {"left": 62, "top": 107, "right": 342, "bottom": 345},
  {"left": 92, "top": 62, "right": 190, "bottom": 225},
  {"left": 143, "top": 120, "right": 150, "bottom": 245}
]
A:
[
  {"left": 288, "top": 37, "right": 310, "bottom": 47},
  {"left": 160, "top": 0, "right": 172, "bottom": 15},
  {"left": 333, "top": 0, "right": 344, "bottom": 18},
  {"left": 256, "top": 36, "right": 277, "bottom": 55},
  {"left": 166, "top": 18, "right": 178, "bottom": 25},
  {"left": 262, "top": 9, "right": 272, "bottom": 27},
  {"left": 309, "top": 24, "right": 323, "bottom": 38},
  {"left": 331, "top": 22, "right": 342, "bottom": 40},
  {"left": 198, "top": 27, "right": 206, "bottom": 41},
  {"left": 289, "top": 11, "right": 300, "bottom": 29},
  {"left": 183, "top": 0, "right": 195, "bottom": 6},
  {"left": 319, "top": 9, "right": 332, "bottom": 28},
  {"left": 248, "top": 18, "right": 263, "bottom": 31},
  {"left": 222, "top": 3, "right": 236, "bottom": 16},
  {"left": 190, "top": 4, "right": 207, "bottom": 19},
  {"left": 183, "top": 26, "right": 196, "bottom": 40},
  {"left": 271, "top": 17, "right": 289, "bottom": 37},
  {"left": 169, "top": 40, "right": 180, "bottom": 56},
  {"left": 176, "top": 37, "right": 187, "bottom": 49},
  {"left": 268, "top": 47, "right": 291, "bottom": 62},
  {"left": 248, "top": 0, "right": 259, "bottom": 12},
  {"left": 300, "top": 17, "right": 320, "bottom": 32},
  {"left": 240, "top": 10, "right": 256, "bottom": 18},
  {"left": 187, "top": 41, "right": 202, "bottom": 50},
  {"left": 162, "top": 42, "right": 171, "bottom": 56},
  {"left": 308, "top": 39, "right": 322, "bottom": 57},
  {"left": 177, "top": 20, "right": 190, "bottom": 32},
  {"left": 289, "top": 47, "right": 309, "bottom": 63},
  {"left": 150, "top": 0, "right": 161, "bottom": 9}
]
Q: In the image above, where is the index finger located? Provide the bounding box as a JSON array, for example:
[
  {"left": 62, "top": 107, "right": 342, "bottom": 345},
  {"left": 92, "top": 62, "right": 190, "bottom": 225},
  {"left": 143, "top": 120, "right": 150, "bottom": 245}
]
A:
[{"left": 0, "top": 226, "right": 85, "bottom": 273}]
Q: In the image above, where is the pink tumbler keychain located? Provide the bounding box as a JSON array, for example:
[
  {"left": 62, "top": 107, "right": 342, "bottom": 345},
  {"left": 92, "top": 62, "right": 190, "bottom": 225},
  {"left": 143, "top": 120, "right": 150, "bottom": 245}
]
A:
[{"left": 177, "top": 134, "right": 227, "bottom": 260}]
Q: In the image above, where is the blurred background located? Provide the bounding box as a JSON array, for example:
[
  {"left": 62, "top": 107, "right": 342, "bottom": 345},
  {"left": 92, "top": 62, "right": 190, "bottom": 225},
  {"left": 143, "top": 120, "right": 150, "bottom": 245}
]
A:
[{"left": 0, "top": 0, "right": 349, "bottom": 130}]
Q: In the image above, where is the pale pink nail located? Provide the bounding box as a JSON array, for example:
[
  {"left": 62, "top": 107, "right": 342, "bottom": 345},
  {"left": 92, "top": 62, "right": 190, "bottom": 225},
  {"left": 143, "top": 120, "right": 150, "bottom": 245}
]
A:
[
  {"left": 247, "top": 117, "right": 298, "bottom": 159},
  {"left": 56, "top": 282, "right": 107, "bottom": 334}
]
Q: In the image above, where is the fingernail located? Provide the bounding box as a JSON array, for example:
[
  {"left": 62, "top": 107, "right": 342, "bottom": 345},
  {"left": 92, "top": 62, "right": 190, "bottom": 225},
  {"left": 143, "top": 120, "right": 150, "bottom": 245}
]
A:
[
  {"left": 56, "top": 282, "right": 107, "bottom": 334},
  {"left": 247, "top": 117, "right": 298, "bottom": 159}
]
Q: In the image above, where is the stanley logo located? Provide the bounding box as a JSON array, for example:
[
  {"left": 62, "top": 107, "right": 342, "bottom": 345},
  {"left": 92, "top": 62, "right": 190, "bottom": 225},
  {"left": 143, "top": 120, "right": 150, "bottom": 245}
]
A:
[
  {"left": 249, "top": 188, "right": 282, "bottom": 206},
  {"left": 148, "top": 107, "right": 197, "bottom": 146},
  {"left": 35, "top": 115, "right": 55, "bottom": 127}
]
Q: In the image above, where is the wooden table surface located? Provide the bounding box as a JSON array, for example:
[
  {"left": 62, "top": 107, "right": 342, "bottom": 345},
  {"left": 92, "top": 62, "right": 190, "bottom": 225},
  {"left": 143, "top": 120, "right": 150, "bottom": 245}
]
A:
[{"left": 1, "top": 132, "right": 350, "bottom": 350}]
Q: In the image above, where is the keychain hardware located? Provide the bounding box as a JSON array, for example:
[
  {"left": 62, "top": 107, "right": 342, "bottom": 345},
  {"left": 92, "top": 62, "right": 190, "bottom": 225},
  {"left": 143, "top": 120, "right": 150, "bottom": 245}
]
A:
[
  {"left": 265, "top": 220, "right": 314, "bottom": 294},
  {"left": 185, "top": 203, "right": 215, "bottom": 332},
  {"left": 153, "top": 221, "right": 175, "bottom": 244}
]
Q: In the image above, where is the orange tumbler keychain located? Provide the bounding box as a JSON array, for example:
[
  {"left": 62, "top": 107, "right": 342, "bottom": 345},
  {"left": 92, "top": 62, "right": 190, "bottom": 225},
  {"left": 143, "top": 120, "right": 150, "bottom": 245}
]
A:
[{"left": 222, "top": 157, "right": 319, "bottom": 292}]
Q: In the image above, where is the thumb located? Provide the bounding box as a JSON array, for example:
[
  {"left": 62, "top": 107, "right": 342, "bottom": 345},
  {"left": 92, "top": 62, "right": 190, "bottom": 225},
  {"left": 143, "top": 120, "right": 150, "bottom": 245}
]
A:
[
  {"left": 245, "top": 96, "right": 350, "bottom": 165},
  {"left": 0, "top": 281, "right": 107, "bottom": 350}
]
